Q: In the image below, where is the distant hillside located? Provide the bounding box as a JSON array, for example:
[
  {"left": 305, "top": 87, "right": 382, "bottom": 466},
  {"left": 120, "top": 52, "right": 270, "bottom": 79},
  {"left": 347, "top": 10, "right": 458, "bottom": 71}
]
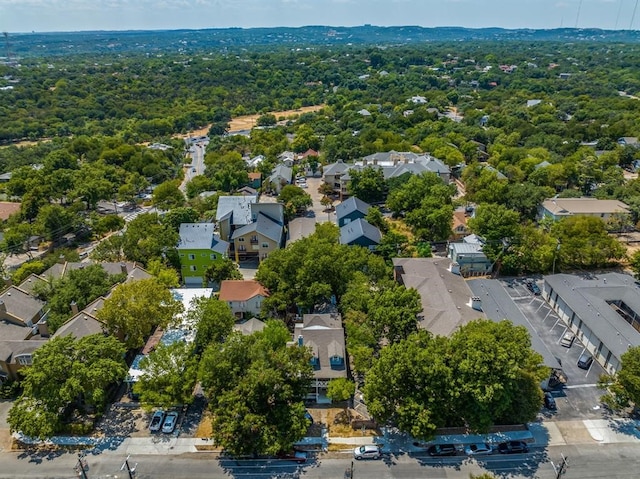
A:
[{"left": 6, "top": 25, "right": 640, "bottom": 58}]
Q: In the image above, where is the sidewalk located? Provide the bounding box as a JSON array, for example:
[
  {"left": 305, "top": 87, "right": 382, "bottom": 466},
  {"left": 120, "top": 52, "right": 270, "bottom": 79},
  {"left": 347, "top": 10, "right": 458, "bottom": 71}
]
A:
[{"left": 11, "top": 418, "right": 640, "bottom": 457}]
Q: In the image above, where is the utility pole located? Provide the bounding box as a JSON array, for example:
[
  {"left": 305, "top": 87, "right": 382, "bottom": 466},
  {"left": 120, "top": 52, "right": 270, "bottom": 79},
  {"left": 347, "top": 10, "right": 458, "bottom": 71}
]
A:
[
  {"left": 551, "top": 453, "right": 569, "bottom": 479},
  {"left": 75, "top": 453, "right": 88, "bottom": 479},
  {"left": 121, "top": 454, "right": 137, "bottom": 479}
]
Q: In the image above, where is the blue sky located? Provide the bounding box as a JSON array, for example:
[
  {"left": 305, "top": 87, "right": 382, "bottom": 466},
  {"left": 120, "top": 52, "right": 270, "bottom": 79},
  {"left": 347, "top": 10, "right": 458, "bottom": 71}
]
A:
[{"left": 1, "top": 0, "right": 639, "bottom": 33}]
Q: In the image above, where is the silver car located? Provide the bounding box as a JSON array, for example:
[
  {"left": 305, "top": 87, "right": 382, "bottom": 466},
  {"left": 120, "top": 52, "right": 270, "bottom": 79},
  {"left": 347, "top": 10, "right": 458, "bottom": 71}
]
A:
[
  {"left": 353, "top": 445, "right": 381, "bottom": 460},
  {"left": 464, "top": 442, "right": 493, "bottom": 455}
]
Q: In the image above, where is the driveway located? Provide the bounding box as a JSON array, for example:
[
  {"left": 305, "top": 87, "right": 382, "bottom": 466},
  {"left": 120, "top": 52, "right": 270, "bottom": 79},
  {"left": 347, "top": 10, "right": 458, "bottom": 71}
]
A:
[
  {"left": 0, "top": 399, "right": 13, "bottom": 451},
  {"left": 304, "top": 176, "right": 336, "bottom": 225}
]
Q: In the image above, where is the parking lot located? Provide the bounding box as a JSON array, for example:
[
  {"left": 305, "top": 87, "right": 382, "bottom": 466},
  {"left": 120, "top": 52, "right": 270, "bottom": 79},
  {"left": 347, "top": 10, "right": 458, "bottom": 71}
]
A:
[{"left": 471, "top": 277, "right": 608, "bottom": 421}]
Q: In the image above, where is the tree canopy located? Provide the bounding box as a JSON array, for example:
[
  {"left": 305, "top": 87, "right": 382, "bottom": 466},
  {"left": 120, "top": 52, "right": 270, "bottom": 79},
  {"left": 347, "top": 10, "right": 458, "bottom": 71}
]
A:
[
  {"left": 198, "top": 321, "right": 313, "bottom": 456},
  {"left": 363, "top": 320, "right": 548, "bottom": 440},
  {"left": 8, "top": 334, "right": 127, "bottom": 439}
]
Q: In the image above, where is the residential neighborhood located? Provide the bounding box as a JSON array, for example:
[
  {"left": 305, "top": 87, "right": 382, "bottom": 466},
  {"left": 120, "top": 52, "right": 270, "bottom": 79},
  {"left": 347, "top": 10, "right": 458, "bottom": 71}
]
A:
[{"left": 3, "top": 26, "right": 640, "bottom": 479}]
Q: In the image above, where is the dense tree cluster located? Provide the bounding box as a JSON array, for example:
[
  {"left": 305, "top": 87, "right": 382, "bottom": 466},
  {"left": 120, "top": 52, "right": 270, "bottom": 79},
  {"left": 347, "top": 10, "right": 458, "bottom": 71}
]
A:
[{"left": 363, "top": 320, "right": 548, "bottom": 440}]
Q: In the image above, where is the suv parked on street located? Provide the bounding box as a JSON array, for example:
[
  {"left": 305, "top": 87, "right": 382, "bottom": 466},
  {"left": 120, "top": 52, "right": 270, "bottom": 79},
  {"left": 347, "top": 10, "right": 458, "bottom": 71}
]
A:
[{"left": 353, "top": 445, "right": 381, "bottom": 460}]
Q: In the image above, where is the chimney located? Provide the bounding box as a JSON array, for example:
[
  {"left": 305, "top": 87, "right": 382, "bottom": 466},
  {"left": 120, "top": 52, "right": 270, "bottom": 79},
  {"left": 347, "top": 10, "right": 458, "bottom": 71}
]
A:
[
  {"left": 120, "top": 263, "right": 128, "bottom": 275},
  {"left": 363, "top": 159, "right": 368, "bottom": 166},
  {"left": 471, "top": 296, "right": 483, "bottom": 311},
  {"left": 38, "top": 321, "right": 50, "bottom": 338},
  {"left": 297, "top": 334, "right": 304, "bottom": 347},
  {"left": 0, "top": 300, "right": 6, "bottom": 313},
  {"left": 70, "top": 301, "right": 79, "bottom": 315}
]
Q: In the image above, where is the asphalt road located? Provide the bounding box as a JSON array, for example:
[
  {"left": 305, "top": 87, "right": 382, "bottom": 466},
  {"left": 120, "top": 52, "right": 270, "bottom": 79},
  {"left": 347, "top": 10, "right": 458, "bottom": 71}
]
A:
[{"left": 3, "top": 443, "right": 640, "bottom": 479}]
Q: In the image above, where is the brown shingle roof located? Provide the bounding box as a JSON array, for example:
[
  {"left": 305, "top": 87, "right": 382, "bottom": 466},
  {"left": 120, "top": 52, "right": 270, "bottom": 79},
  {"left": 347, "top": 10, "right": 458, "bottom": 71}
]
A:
[{"left": 219, "top": 280, "right": 268, "bottom": 302}]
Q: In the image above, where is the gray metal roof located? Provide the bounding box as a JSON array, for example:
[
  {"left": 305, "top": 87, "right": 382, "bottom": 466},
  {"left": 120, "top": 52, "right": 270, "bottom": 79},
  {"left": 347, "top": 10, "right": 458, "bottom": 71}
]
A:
[
  {"left": 335, "top": 196, "right": 370, "bottom": 221},
  {"left": 544, "top": 273, "right": 640, "bottom": 361},
  {"left": 178, "top": 223, "right": 229, "bottom": 254},
  {"left": 339, "top": 219, "right": 381, "bottom": 245},
  {"left": 231, "top": 213, "right": 284, "bottom": 244},
  {"left": 268, "top": 164, "right": 293, "bottom": 184},
  {"left": 449, "top": 242, "right": 485, "bottom": 255},
  {"left": 467, "top": 278, "right": 561, "bottom": 368},
  {"left": 216, "top": 195, "right": 257, "bottom": 226},
  {"left": 323, "top": 160, "right": 350, "bottom": 176}
]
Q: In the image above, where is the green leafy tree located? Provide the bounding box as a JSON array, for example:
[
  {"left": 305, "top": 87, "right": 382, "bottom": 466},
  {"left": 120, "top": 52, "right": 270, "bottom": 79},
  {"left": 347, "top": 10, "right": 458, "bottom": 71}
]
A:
[
  {"left": 551, "top": 216, "right": 626, "bottom": 270},
  {"left": 256, "top": 114, "right": 277, "bottom": 126},
  {"left": 152, "top": 181, "right": 185, "bottom": 210},
  {"left": 326, "top": 378, "right": 356, "bottom": 403},
  {"left": 204, "top": 257, "right": 243, "bottom": 285},
  {"left": 92, "top": 214, "right": 125, "bottom": 237},
  {"left": 121, "top": 213, "right": 179, "bottom": 266},
  {"left": 133, "top": 341, "right": 198, "bottom": 410},
  {"left": 97, "top": 278, "right": 184, "bottom": 349},
  {"left": 256, "top": 225, "right": 388, "bottom": 314},
  {"left": 363, "top": 320, "right": 548, "bottom": 440},
  {"left": 161, "top": 207, "right": 200, "bottom": 232},
  {"left": 348, "top": 166, "right": 386, "bottom": 203},
  {"left": 204, "top": 151, "right": 249, "bottom": 192},
  {"left": 11, "top": 261, "right": 46, "bottom": 284},
  {"left": 278, "top": 185, "right": 312, "bottom": 219},
  {"left": 600, "top": 346, "right": 640, "bottom": 411},
  {"left": 198, "top": 321, "right": 313, "bottom": 456},
  {"left": 8, "top": 334, "right": 126, "bottom": 439},
  {"left": 145, "top": 258, "right": 181, "bottom": 288},
  {"left": 185, "top": 296, "right": 236, "bottom": 354}
]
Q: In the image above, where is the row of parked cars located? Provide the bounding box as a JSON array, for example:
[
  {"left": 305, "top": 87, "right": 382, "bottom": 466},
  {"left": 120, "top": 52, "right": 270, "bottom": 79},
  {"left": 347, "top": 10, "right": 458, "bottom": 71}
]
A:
[
  {"left": 357, "top": 440, "right": 531, "bottom": 460},
  {"left": 149, "top": 410, "right": 179, "bottom": 434}
]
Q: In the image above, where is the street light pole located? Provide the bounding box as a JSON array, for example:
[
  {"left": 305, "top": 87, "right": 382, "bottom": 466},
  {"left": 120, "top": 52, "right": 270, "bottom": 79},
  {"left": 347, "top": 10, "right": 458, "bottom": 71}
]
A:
[
  {"left": 75, "top": 453, "right": 88, "bottom": 479},
  {"left": 121, "top": 454, "right": 137, "bottom": 479}
]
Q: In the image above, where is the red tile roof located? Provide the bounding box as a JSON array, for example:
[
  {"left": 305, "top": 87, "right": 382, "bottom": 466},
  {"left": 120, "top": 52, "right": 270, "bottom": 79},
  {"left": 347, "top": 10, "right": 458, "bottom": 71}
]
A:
[{"left": 219, "top": 280, "right": 268, "bottom": 301}]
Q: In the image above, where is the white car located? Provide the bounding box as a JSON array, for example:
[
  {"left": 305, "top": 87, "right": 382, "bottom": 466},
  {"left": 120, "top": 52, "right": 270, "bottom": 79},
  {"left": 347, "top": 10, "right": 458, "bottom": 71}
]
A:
[
  {"left": 353, "top": 445, "right": 381, "bottom": 460},
  {"left": 149, "top": 410, "right": 165, "bottom": 432},
  {"left": 161, "top": 411, "right": 179, "bottom": 434},
  {"left": 465, "top": 442, "right": 493, "bottom": 455}
]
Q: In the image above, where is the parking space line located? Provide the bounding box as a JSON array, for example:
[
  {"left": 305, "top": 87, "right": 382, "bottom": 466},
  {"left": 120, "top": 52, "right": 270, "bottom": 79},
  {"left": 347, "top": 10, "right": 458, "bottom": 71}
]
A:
[{"left": 565, "top": 384, "right": 598, "bottom": 389}]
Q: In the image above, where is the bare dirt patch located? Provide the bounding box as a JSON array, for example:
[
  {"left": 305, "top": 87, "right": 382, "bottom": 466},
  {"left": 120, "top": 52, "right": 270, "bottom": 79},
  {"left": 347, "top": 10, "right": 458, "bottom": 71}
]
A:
[
  {"left": 174, "top": 104, "right": 325, "bottom": 139},
  {"left": 307, "top": 406, "right": 379, "bottom": 438},
  {"left": 195, "top": 410, "right": 213, "bottom": 438}
]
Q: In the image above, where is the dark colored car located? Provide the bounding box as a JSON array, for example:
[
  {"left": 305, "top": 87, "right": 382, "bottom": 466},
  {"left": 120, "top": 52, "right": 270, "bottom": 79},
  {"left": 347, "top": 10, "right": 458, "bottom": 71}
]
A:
[
  {"left": 526, "top": 279, "right": 541, "bottom": 295},
  {"left": 577, "top": 352, "right": 594, "bottom": 370},
  {"left": 427, "top": 444, "right": 458, "bottom": 456},
  {"left": 544, "top": 392, "right": 557, "bottom": 410},
  {"left": 276, "top": 451, "right": 308, "bottom": 463},
  {"left": 498, "top": 441, "right": 529, "bottom": 454}
]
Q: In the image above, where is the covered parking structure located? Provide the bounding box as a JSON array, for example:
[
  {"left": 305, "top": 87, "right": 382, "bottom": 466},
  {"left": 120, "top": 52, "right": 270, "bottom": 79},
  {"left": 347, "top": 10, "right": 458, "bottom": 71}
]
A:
[{"left": 543, "top": 273, "right": 640, "bottom": 375}]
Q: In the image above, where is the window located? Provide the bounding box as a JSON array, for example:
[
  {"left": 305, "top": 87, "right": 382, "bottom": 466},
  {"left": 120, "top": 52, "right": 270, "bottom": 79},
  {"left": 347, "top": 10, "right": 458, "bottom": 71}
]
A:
[
  {"left": 238, "top": 237, "right": 245, "bottom": 242},
  {"left": 210, "top": 254, "right": 217, "bottom": 260},
  {"left": 188, "top": 254, "right": 195, "bottom": 260},
  {"left": 238, "top": 245, "right": 246, "bottom": 252},
  {"left": 262, "top": 243, "right": 269, "bottom": 248},
  {"left": 190, "top": 265, "right": 197, "bottom": 272},
  {"left": 179, "top": 254, "right": 185, "bottom": 258},
  {"left": 16, "top": 355, "right": 32, "bottom": 366}
]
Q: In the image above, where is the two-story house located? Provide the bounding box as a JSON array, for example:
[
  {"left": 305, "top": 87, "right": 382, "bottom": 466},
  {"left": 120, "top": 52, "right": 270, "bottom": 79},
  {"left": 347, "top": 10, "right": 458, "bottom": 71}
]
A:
[
  {"left": 177, "top": 223, "right": 230, "bottom": 287},
  {"left": 267, "top": 164, "right": 293, "bottom": 194},
  {"left": 216, "top": 195, "right": 258, "bottom": 242},
  {"left": 335, "top": 196, "right": 370, "bottom": 227},
  {"left": 322, "top": 160, "right": 351, "bottom": 196},
  {"left": 218, "top": 280, "right": 269, "bottom": 318},
  {"left": 294, "top": 313, "right": 347, "bottom": 403},
  {"left": 339, "top": 218, "right": 382, "bottom": 251}
]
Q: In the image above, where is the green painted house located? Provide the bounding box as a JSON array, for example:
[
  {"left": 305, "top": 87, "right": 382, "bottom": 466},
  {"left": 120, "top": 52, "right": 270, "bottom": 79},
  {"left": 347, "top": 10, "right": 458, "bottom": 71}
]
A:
[{"left": 178, "top": 223, "right": 230, "bottom": 287}]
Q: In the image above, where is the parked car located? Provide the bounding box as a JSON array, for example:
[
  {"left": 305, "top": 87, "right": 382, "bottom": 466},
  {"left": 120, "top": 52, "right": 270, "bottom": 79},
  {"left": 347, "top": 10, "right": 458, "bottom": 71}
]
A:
[
  {"left": 304, "top": 411, "right": 314, "bottom": 426},
  {"left": 162, "top": 411, "right": 179, "bottom": 434},
  {"left": 525, "top": 279, "right": 541, "bottom": 295},
  {"left": 497, "top": 441, "right": 529, "bottom": 454},
  {"left": 149, "top": 410, "right": 165, "bottom": 432},
  {"left": 577, "top": 352, "right": 594, "bottom": 370},
  {"left": 353, "top": 445, "right": 382, "bottom": 460},
  {"left": 560, "top": 331, "right": 575, "bottom": 348},
  {"left": 276, "top": 450, "right": 308, "bottom": 463},
  {"left": 464, "top": 443, "right": 493, "bottom": 455},
  {"left": 544, "top": 392, "right": 557, "bottom": 410},
  {"left": 427, "top": 444, "right": 458, "bottom": 456}
]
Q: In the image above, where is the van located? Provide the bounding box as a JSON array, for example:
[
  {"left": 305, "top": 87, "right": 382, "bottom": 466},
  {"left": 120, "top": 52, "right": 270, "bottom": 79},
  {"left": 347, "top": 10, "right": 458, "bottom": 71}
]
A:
[{"left": 577, "top": 352, "right": 593, "bottom": 370}]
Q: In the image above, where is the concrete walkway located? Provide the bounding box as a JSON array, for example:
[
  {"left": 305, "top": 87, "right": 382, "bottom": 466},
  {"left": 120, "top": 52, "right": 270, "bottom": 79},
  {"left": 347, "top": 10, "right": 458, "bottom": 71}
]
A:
[{"left": 11, "top": 418, "right": 640, "bottom": 457}]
